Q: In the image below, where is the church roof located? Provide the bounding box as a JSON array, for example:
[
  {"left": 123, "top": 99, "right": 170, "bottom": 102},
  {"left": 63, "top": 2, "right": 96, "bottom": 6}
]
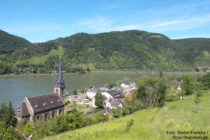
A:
[{"left": 27, "top": 93, "right": 64, "bottom": 114}]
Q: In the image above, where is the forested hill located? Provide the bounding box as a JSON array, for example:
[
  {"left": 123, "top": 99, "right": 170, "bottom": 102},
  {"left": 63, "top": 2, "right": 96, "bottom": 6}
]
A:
[
  {"left": 1, "top": 29, "right": 210, "bottom": 73},
  {"left": 0, "top": 30, "right": 32, "bottom": 54}
]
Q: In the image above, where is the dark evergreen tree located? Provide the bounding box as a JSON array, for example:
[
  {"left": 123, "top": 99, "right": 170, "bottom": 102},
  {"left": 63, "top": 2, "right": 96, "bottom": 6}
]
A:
[
  {"left": 0, "top": 102, "right": 17, "bottom": 127},
  {"left": 95, "top": 93, "right": 104, "bottom": 109}
]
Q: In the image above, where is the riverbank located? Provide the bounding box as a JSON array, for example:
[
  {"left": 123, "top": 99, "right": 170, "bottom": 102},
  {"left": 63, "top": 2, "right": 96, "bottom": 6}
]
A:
[{"left": 0, "top": 70, "right": 202, "bottom": 78}]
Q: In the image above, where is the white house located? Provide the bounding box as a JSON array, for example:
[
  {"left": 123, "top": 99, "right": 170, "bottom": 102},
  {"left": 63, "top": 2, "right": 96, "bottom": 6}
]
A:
[
  {"left": 86, "top": 87, "right": 98, "bottom": 99},
  {"left": 120, "top": 81, "right": 137, "bottom": 93}
]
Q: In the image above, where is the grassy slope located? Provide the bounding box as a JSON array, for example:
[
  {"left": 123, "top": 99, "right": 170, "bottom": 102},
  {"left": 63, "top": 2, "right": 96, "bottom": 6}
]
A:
[
  {"left": 43, "top": 92, "right": 210, "bottom": 140},
  {"left": 15, "top": 46, "right": 64, "bottom": 65}
]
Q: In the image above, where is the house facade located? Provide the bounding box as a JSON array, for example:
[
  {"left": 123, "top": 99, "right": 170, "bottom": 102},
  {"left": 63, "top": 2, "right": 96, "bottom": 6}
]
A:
[{"left": 15, "top": 58, "right": 66, "bottom": 122}]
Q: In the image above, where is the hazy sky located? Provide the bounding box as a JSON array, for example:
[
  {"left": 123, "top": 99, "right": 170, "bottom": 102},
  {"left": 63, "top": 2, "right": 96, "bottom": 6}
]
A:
[{"left": 1, "top": 0, "right": 210, "bottom": 42}]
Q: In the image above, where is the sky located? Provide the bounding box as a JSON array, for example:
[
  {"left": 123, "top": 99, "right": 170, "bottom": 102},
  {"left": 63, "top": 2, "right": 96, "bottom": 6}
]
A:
[{"left": 0, "top": 0, "right": 210, "bottom": 42}]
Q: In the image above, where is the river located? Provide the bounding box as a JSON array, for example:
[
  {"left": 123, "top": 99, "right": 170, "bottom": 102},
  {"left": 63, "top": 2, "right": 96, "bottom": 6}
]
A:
[{"left": 0, "top": 71, "right": 145, "bottom": 107}]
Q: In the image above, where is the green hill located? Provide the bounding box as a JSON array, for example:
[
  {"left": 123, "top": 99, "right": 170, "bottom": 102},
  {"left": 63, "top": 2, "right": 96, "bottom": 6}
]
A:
[
  {"left": 0, "top": 30, "right": 32, "bottom": 54},
  {"left": 43, "top": 92, "right": 210, "bottom": 140},
  {"left": 1, "top": 30, "right": 210, "bottom": 73}
]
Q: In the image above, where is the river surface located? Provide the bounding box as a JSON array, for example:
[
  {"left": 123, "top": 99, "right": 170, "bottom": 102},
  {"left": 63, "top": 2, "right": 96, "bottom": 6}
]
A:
[{"left": 0, "top": 71, "right": 145, "bottom": 107}]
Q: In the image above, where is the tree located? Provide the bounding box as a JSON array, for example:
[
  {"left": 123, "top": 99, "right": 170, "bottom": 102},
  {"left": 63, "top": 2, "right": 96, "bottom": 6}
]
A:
[
  {"left": 122, "top": 105, "right": 132, "bottom": 116},
  {"left": 73, "top": 90, "right": 78, "bottom": 95},
  {"left": 108, "top": 83, "right": 116, "bottom": 88},
  {"left": 86, "top": 67, "right": 90, "bottom": 72},
  {"left": 112, "top": 108, "right": 121, "bottom": 118},
  {"left": 181, "top": 75, "right": 195, "bottom": 95},
  {"left": 159, "top": 71, "right": 163, "bottom": 78},
  {"left": 0, "top": 102, "right": 17, "bottom": 127},
  {"left": 199, "top": 72, "right": 210, "bottom": 89},
  {"left": 194, "top": 93, "right": 201, "bottom": 113},
  {"left": 95, "top": 93, "right": 104, "bottom": 109},
  {"left": 135, "top": 78, "right": 167, "bottom": 107},
  {"left": 0, "top": 122, "right": 23, "bottom": 140}
]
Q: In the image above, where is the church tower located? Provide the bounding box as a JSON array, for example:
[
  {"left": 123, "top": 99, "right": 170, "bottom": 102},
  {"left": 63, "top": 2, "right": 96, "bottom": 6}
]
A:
[{"left": 54, "top": 56, "right": 66, "bottom": 99}]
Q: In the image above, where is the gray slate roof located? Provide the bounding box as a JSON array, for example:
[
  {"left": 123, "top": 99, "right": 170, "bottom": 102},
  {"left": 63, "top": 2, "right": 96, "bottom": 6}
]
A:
[{"left": 28, "top": 93, "right": 64, "bottom": 114}]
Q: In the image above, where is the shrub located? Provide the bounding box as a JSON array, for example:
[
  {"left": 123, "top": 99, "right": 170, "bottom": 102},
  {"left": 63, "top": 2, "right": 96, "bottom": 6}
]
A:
[
  {"left": 165, "top": 94, "right": 179, "bottom": 102},
  {"left": 112, "top": 108, "right": 121, "bottom": 118},
  {"left": 199, "top": 72, "right": 210, "bottom": 89},
  {"left": 135, "top": 77, "right": 167, "bottom": 107},
  {"left": 126, "top": 119, "right": 134, "bottom": 131},
  {"left": 95, "top": 93, "right": 104, "bottom": 109},
  {"left": 181, "top": 75, "right": 196, "bottom": 95},
  {"left": 122, "top": 105, "right": 132, "bottom": 116}
]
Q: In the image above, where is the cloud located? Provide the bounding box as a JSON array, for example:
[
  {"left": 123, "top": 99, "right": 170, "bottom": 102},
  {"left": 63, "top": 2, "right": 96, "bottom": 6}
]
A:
[
  {"left": 74, "top": 16, "right": 112, "bottom": 32},
  {"left": 70, "top": 16, "right": 142, "bottom": 33},
  {"left": 112, "top": 25, "right": 141, "bottom": 31},
  {"left": 149, "top": 14, "right": 210, "bottom": 32}
]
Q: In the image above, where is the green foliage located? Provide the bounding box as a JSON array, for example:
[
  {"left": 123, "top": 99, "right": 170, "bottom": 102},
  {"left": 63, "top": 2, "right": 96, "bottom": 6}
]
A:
[
  {"left": 85, "top": 111, "right": 108, "bottom": 125},
  {"left": 43, "top": 92, "right": 210, "bottom": 140},
  {"left": 0, "top": 29, "right": 31, "bottom": 54},
  {"left": 0, "top": 62, "right": 12, "bottom": 74},
  {"left": 181, "top": 75, "right": 196, "bottom": 95},
  {"left": 0, "top": 102, "right": 17, "bottom": 127},
  {"left": 86, "top": 67, "right": 90, "bottom": 72},
  {"left": 165, "top": 94, "right": 179, "bottom": 102},
  {"left": 95, "top": 93, "right": 104, "bottom": 109},
  {"left": 135, "top": 77, "right": 167, "bottom": 107},
  {"left": 199, "top": 72, "right": 210, "bottom": 89},
  {"left": 159, "top": 71, "right": 163, "bottom": 78},
  {"left": 122, "top": 105, "right": 133, "bottom": 116},
  {"left": 194, "top": 93, "right": 201, "bottom": 113},
  {"left": 125, "top": 119, "right": 134, "bottom": 132},
  {"left": 73, "top": 90, "right": 78, "bottom": 95},
  {"left": 65, "top": 66, "right": 85, "bottom": 74},
  {"left": 2, "top": 30, "right": 210, "bottom": 75},
  {"left": 17, "top": 112, "right": 87, "bottom": 139},
  {"left": 108, "top": 83, "right": 116, "bottom": 88},
  {"left": 112, "top": 108, "right": 121, "bottom": 118},
  {"left": 0, "top": 122, "right": 23, "bottom": 140}
]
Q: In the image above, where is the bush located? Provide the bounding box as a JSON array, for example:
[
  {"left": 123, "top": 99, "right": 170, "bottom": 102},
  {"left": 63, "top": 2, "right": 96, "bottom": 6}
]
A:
[
  {"left": 122, "top": 105, "right": 132, "bottom": 116},
  {"left": 126, "top": 119, "right": 134, "bottom": 131},
  {"left": 181, "top": 75, "right": 196, "bottom": 95},
  {"left": 95, "top": 93, "right": 104, "bottom": 109},
  {"left": 0, "top": 102, "right": 17, "bottom": 127},
  {"left": 135, "top": 77, "right": 167, "bottom": 107},
  {"left": 0, "top": 122, "right": 23, "bottom": 140},
  {"left": 165, "top": 94, "right": 179, "bottom": 102},
  {"left": 199, "top": 72, "right": 210, "bottom": 89},
  {"left": 112, "top": 108, "right": 121, "bottom": 118}
]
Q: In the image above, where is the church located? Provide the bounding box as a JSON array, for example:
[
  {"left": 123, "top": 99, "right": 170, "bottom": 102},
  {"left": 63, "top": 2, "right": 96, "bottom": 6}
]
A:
[{"left": 15, "top": 58, "right": 66, "bottom": 122}]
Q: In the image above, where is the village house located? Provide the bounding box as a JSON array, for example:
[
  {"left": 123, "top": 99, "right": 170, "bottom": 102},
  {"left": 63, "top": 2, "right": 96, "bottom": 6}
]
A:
[
  {"left": 101, "top": 92, "right": 123, "bottom": 110},
  {"left": 83, "top": 81, "right": 136, "bottom": 110},
  {"left": 195, "top": 66, "right": 210, "bottom": 72},
  {"left": 15, "top": 58, "right": 66, "bottom": 122}
]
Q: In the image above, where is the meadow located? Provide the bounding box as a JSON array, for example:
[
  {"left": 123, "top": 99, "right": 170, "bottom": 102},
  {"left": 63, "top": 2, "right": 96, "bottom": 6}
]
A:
[{"left": 43, "top": 91, "right": 210, "bottom": 140}]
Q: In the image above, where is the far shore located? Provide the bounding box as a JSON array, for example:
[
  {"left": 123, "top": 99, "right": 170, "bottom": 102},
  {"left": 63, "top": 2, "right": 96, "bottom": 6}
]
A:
[{"left": 0, "top": 70, "right": 201, "bottom": 78}]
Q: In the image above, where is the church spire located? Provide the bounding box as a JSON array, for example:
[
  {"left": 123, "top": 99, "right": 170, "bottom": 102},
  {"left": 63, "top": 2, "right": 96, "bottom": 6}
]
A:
[
  {"left": 55, "top": 56, "right": 65, "bottom": 88},
  {"left": 57, "top": 56, "right": 63, "bottom": 82}
]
